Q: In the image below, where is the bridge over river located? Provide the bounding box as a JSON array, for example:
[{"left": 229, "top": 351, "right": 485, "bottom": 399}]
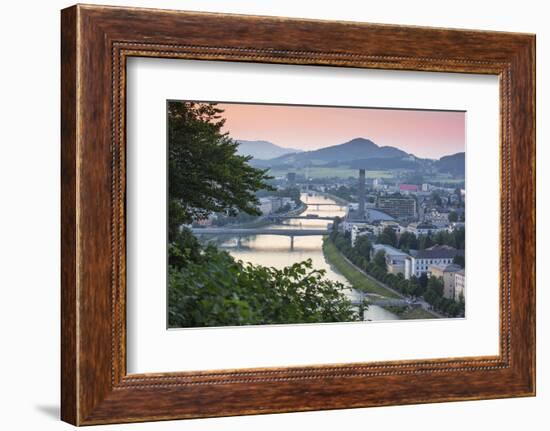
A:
[
  {"left": 192, "top": 227, "right": 331, "bottom": 249},
  {"left": 267, "top": 215, "right": 338, "bottom": 221},
  {"left": 303, "top": 202, "right": 347, "bottom": 210},
  {"left": 192, "top": 227, "right": 330, "bottom": 236}
]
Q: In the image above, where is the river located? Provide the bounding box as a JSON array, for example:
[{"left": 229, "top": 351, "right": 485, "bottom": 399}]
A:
[{"left": 217, "top": 193, "right": 400, "bottom": 322}]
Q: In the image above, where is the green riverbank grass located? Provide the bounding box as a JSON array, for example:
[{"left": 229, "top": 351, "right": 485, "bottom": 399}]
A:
[
  {"left": 322, "top": 237, "right": 401, "bottom": 299},
  {"left": 384, "top": 305, "right": 437, "bottom": 320},
  {"left": 400, "top": 307, "right": 437, "bottom": 319}
]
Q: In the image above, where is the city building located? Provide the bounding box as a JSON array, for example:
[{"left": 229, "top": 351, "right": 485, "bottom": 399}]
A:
[
  {"left": 346, "top": 207, "right": 395, "bottom": 223},
  {"left": 259, "top": 196, "right": 298, "bottom": 214},
  {"left": 258, "top": 197, "right": 273, "bottom": 215},
  {"left": 376, "top": 195, "right": 417, "bottom": 219},
  {"left": 376, "top": 220, "right": 404, "bottom": 236},
  {"left": 407, "top": 221, "right": 445, "bottom": 236},
  {"left": 270, "top": 197, "right": 283, "bottom": 213},
  {"left": 358, "top": 169, "right": 366, "bottom": 219},
  {"left": 281, "top": 197, "right": 296, "bottom": 209},
  {"left": 454, "top": 269, "right": 466, "bottom": 301},
  {"left": 286, "top": 172, "right": 296, "bottom": 184},
  {"left": 342, "top": 223, "right": 376, "bottom": 234},
  {"left": 399, "top": 184, "right": 419, "bottom": 194},
  {"left": 371, "top": 244, "right": 409, "bottom": 275},
  {"left": 447, "top": 222, "right": 465, "bottom": 232},
  {"left": 343, "top": 220, "right": 369, "bottom": 234},
  {"left": 428, "top": 263, "right": 463, "bottom": 299},
  {"left": 424, "top": 207, "right": 451, "bottom": 225},
  {"left": 351, "top": 224, "right": 377, "bottom": 246},
  {"left": 365, "top": 208, "right": 395, "bottom": 222},
  {"left": 373, "top": 178, "right": 384, "bottom": 189},
  {"left": 404, "top": 245, "right": 463, "bottom": 279}
]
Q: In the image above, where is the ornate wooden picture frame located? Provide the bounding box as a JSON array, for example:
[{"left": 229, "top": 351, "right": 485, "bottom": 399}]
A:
[{"left": 61, "top": 4, "right": 535, "bottom": 425}]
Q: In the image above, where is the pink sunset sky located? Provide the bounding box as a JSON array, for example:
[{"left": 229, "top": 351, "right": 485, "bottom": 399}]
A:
[{"left": 217, "top": 102, "right": 465, "bottom": 159}]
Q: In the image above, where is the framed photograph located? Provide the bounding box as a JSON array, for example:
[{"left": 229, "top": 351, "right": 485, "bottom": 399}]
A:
[{"left": 61, "top": 4, "right": 536, "bottom": 425}]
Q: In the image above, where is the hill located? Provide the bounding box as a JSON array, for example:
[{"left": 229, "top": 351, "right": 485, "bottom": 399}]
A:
[
  {"left": 261, "top": 137, "right": 410, "bottom": 168},
  {"left": 346, "top": 156, "right": 419, "bottom": 170},
  {"left": 434, "top": 152, "right": 465, "bottom": 175},
  {"left": 245, "top": 137, "right": 464, "bottom": 177},
  {"left": 236, "top": 140, "right": 301, "bottom": 160}
]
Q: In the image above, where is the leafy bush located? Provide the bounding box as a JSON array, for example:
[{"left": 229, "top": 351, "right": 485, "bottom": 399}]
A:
[{"left": 168, "top": 230, "right": 361, "bottom": 328}]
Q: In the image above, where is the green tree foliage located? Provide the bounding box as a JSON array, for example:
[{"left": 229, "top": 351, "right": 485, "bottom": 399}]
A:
[
  {"left": 328, "top": 231, "right": 464, "bottom": 317},
  {"left": 448, "top": 211, "right": 458, "bottom": 222},
  {"left": 453, "top": 255, "right": 465, "bottom": 268},
  {"left": 209, "top": 211, "right": 258, "bottom": 227},
  {"left": 373, "top": 250, "right": 387, "bottom": 271},
  {"left": 418, "top": 234, "right": 433, "bottom": 250},
  {"left": 331, "top": 232, "right": 416, "bottom": 298},
  {"left": 452, "top": 227, "right": 465, "bottom": 249},
  {"left": 168, "top": 230, "right": 360, "bottom": 328},
  {"left": 423, "top": 276, "right": 464, "bottom": 317},
  {"left": 331, "top": 216, "right": 342, "bottom": 231},
  {"left": 166, "top": 103, "right": 361, "bottom": 328},
  {"left": 398, "top": 231, "right": 418, "bottom": 251},
  {"left": 427, "top": 276, "right": 444, "bottom": 297},
  {"left": 418, "top": 273, "right": 428, "bottom": 289},
  {"left": 410, "top": 275, "right": 426, "bottom": 297},
  {"left": 168, "top": 101, "right": 273, "bottom": 239},
  {"left": 353, "top": 235, "right": 372, "bottom": 260},
  {"left": 377, "top": 226, "right": 397, "bottom": 247},
  {"left": 403, "top": 173, "right": 424, "bottom": 184},
  {"left": 454, "top": 188, "right": 463, "bottom": 205},
  {"left": 430, "top": 228, "right": 465, "bottom": 250},
  {"left": 431, "top": 191, "right": 443, "bottom": 206},
  {"left": 327, "top": 185, "right": 355, "bottom": 202}
]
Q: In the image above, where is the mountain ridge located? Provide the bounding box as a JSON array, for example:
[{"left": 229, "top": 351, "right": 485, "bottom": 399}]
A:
[
  {"left": 434, "top": 152, "right": 465, "bottom": 175},
  {"left": 236, "top": 140, "right": 302, "bottom": 160},
  {"left": 240, "top": 137, "right": 464, "bottom": 174},
  {"left": 255, "top": 137, "right": 411, "bottom": 168}
]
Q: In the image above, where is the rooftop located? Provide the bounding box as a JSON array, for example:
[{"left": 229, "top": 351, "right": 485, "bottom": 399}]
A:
[
  {"left": 408, "top": 222, "right": 437, "bottom": 229},
  {"left": 366, "top": 208, "right": 395, "bottom": 222},
  {"left": 372, "top": 243, "right": 409, "bottom": 257},
  {"left": 399, "top": 184, "right": 419, "bottom": 191},
  {"left": 428, "top": 263, "right": 463, "bottom": 273},
  {"left": 410, "top": 245, "right": 463, "bottom": 259},
  {"left": 378, "top": 194, "right": 415, "bottom": 200}
]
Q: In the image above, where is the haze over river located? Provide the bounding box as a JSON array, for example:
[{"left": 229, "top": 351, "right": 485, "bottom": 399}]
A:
[{"left": 217, "top": 193, "right": 400, "bottom": 322}]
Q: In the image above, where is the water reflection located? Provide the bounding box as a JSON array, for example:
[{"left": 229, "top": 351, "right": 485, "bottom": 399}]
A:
[{"left": 218, "top": 193, "right": 399, "bottom": 322}]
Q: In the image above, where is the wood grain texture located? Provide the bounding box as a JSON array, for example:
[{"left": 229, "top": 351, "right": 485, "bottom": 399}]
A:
[
  {"left": 60, "top": 4, "right": 536, "bottom": 425},
  {"left": 60, "top": 5, "right": 78, "bottom": 425}
]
